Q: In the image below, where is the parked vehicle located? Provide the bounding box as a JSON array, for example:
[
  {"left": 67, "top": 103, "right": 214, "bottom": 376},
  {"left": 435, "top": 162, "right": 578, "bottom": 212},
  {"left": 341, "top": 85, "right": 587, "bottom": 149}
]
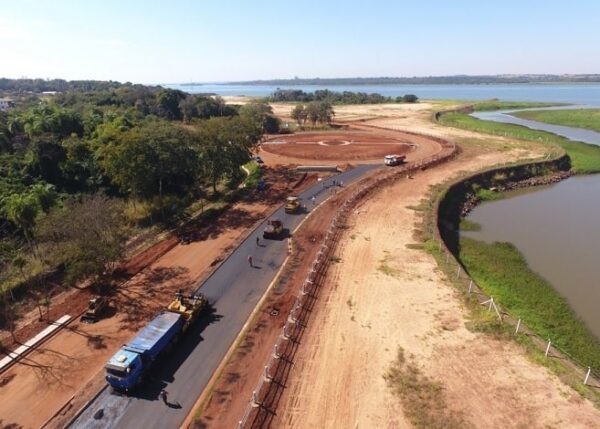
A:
[
  {"left": 105, "top": 291, "right": 206, "bottom": 391},
  {"left": 81, "top": 296, "right": 108, "bottom": 323},
  {"left": 384, "top": 154, "right": 406, "bottom": 166},
  {"left": 263, "top": 219, "right": 283, "bottom": 239}
]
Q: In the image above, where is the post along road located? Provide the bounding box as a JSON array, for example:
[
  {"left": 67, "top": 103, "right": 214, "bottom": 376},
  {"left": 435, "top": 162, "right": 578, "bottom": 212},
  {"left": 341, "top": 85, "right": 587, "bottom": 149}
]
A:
[{"left": 70, "top": 164, "right": 379, "bottom": 429}]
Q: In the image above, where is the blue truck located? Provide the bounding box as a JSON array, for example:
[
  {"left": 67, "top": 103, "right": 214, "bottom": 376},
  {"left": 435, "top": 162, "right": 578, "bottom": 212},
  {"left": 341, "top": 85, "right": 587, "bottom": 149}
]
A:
[{"left": 105, "top": 292, "right": 206, "bottom": 391}]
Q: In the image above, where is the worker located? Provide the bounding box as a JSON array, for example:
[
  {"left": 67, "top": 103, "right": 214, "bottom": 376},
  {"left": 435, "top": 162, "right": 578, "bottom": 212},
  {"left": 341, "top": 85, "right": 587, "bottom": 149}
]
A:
[
  {"left": 248, "top": 255, "right": 253, "bottom": 267},
  {"left": 160, "top": 389, "right": 168, "bottom": 405},
  {"left": 256, "top": 236, "right": 260, "bottom": 246},
  {"left": 311, "top": 195, "right": 316, "bottom": 206}
]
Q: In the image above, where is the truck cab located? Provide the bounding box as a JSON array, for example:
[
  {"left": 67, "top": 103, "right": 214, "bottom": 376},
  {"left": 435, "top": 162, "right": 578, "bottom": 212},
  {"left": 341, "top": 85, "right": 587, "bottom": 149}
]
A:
[{"left": 105, "top": 349, "right": 145, "bottom": 391}]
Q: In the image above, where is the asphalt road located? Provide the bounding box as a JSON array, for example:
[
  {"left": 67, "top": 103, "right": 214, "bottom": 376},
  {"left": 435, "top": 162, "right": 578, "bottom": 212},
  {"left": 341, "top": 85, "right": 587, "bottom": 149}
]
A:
[{"left": 70, "top": 164, "right": 379, "bottom": 429}]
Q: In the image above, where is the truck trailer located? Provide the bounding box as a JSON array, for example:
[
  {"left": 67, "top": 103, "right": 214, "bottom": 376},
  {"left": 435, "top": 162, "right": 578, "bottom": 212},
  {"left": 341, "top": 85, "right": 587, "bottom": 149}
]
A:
[{"left": 105, "top": 292, "right": 206, "bottom": 391}]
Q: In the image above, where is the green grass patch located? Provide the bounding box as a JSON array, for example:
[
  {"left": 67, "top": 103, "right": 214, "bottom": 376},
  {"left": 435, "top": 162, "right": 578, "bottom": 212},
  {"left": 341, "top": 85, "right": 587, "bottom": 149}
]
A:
[
  {"left": 459, "top": 237, "right": 600, "bottom": 370},
  {"left": 438, "top": 112, "right": 600, "bottom": 173},
  {"left": 459, "top": 219, "right": 481, "bottom": 231},
  {"left": 472, "top": 100, "right": 567, "bottom": 112},
  {"left": 511, "top": 108, "right": 600, "bottom": 133},
  {"left": 241, "top": 160, "right": 262, "bottom": 189},
  {"left": 475, "top": 188, "right": 503, "bottom": 201}
]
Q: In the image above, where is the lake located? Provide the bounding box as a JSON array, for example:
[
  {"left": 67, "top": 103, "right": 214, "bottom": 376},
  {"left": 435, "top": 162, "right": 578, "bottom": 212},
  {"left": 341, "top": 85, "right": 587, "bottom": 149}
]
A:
[
  {"left": 463, "top": 109, "right": 600, "bottom": 338},
  {"left": 164, "top": 83, "right": 600, "bottom": 106},
  {"left": 463, "top": 176, "right": 600, "bottom": 338}
]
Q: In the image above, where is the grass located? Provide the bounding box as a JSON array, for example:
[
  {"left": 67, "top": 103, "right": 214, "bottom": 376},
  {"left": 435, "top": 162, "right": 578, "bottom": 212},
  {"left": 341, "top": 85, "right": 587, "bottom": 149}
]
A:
[
  {"left": 511, "top": 108, "right": 600, "bottom": 133},
  {"left": 242, "top": 160, "right": 262, "bottom": 189},
  {"left": 384, "top": 347, "right": 472, "bottom": 429},
  {"left": 438, "top": 112, "right": 600, "bottom": 173},
  {"left": 472, "top": 100, "right": 567, "bottom": 112},
  {"left": 459, "top": 219, "right": 481, "bottom": 231},
  {"left": 459, "top": 237, "right": 600, "bottom": 371}
]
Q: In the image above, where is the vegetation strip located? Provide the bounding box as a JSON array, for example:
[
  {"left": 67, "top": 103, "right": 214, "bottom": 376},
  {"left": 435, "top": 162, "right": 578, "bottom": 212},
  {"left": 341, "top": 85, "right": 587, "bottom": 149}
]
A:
[
  {"left": 459, "top": 237, "right": 600, "bottom": 370},
  {"left": 511, "top": 108, "right": 600, "bottom": 133},
  {"left": 437, "top": 103, "right": 600, "bottom": 174}
]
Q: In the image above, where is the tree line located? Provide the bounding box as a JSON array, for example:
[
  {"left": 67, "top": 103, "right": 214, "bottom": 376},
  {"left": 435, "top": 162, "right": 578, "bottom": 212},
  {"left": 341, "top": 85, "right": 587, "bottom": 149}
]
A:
[
  {"left": 230, "top": 74, "right": 600, "bottom": 85},
  {"left": 269, "top": 89, "right": 418, "bottom": 104},
  {"left": 0, "top": 84, "right": 280, "bottom": 322}
]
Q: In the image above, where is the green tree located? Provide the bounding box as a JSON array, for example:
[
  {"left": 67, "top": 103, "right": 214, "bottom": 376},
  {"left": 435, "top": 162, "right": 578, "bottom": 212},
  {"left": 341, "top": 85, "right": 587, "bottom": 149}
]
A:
[
  {"left": 240, "top": 101, "right": 280, "bottom": 134},
  {"left": 194, "top": 116, "right": 262, "bottom": 192},
  {"left": 99, "top": 121, "right": 197, "bottom": 203},
  {"left": 3, "top": 193, "right": 39, "bottom": 242},
  {"left": 156, "top": 89, "right": 186, "bottom": 120},
  {"left": 37, "top": 195, "right": 127, "bottom": 285},
  {"left": 291, "top": 104, "right": 307, "bottom": 127}
]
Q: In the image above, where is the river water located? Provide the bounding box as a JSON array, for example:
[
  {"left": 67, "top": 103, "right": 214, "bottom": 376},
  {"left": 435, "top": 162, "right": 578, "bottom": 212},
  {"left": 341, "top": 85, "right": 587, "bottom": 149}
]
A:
[
  {"left": 463, "top": 111, "right": 600, "bottom": 338},
  {"left": 164, "top": 82, "right": 600, "bottom": 106}
]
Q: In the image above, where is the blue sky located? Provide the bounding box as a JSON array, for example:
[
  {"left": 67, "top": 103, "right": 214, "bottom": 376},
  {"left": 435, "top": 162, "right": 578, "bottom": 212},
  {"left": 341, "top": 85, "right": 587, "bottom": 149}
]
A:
[{"left": 1, "top": 0, "right": 599, "bottom": 84}]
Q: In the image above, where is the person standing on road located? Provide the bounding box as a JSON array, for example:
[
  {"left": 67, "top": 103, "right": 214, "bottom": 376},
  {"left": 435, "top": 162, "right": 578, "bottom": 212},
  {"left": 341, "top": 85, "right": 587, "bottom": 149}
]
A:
[
  {"left": 248, "top": 255, "right": 253, "bottom": 267},
  {"left": 160, "top": 389, "right": 168, "bottom": 405},
  {"left": 311, "top": 195, "right": 316, "bottom": 206},
  {"left": 256, "top": 236, "right": 260, "bottom": 246}
]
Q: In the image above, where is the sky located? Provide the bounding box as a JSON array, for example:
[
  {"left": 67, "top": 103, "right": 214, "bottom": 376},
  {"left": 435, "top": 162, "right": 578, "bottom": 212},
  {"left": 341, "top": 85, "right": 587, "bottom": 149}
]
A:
[{"left": 1, "top": 0, "right": 599, "bottom": 84}]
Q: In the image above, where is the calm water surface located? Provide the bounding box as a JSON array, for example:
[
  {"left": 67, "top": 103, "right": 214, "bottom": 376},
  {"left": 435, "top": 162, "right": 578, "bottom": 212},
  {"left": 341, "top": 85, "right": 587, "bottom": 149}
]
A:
[
  {"left": 164, "top": 83, "right": 600, "bottom": 106},
  {"left": 463, "top": 176, "right": 600, "bottom": 338}
]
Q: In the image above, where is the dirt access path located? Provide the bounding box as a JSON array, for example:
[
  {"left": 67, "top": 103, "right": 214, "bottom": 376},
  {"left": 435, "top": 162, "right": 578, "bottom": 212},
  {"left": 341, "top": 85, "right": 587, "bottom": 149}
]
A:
[
  {"left": 272, "top": 151, "right": 600, "bottom": 428},
  {"left": 0, "top": 167, "right": 314, "bottom": 429}
]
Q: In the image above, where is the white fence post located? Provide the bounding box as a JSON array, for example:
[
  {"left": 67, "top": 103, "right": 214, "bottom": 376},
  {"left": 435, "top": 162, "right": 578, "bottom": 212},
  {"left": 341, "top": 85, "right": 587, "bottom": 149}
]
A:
[
  {"left": 584, "top": 367, "right": 591, "bottom": 385},
  {"left": 488, "top": 297, "right": 494, "bottom": 312},
  {"left": 264, "top": 365, "right": 271, "bottom": 382},
  {"left": 273, "top": 343, "right": 280, "bottom": 359},
  {"left": 251, "top": 390, "right": 260, "bottom": 407},
  {"left": 456, "top": 266, "right": 461, "bottom": 279},
  {"left": 468, "top": 279, "right": 473, "bottom": 294},
  {"left": 545, "top": 339, "right": 552, "bottom": 357},
  {"left": 515, "top": 318, "right": 521, "bottom": 335}
]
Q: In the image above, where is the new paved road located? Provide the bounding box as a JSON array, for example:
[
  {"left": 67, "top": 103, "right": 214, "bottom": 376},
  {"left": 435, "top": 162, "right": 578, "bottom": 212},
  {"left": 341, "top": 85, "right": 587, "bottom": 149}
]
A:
[{"left": 71, "top": 164, "right": 379, "bottom": 429}]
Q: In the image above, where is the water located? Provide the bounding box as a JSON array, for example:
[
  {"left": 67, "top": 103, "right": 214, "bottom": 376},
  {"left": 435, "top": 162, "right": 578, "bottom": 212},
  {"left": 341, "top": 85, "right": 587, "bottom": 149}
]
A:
[
  {"left": 464, "top": 110, "right": 600, "bottom": 337},
  {"left": 164, "top": 83, "right": 600, "bottom": 106},
  {"left": 463, "top": 177, "right": 600, "bottom": 338},
  {"left": 473, "top": 108, "right": 600, "bottom": 146}
]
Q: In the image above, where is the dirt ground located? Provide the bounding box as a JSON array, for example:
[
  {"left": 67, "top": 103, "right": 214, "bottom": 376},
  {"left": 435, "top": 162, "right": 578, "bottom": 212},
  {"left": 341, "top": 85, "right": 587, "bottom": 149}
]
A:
[
  {"left": 0, "top": 167, "right": 316, "bottom": 429},
  {"left": 263, "top": 131, "right": 410, "bottom": 162},
  {"left": 194, "top": 178, "right": 368, "bottom": 429},
  {"left": 271, "top": 151, "right": 600, "bottom": 428}
]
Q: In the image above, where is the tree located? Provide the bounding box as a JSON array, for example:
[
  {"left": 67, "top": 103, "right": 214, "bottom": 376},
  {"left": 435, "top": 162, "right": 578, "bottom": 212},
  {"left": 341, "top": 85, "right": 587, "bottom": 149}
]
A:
[
  {"left": 3, "top": 193, "right": 39, "bottom": 242},
  {"left": 305, "top": 102, "right": 321, "bottom": 126},
  {"left": 402, "top": 94, "right": 419, "bottom": 103},
  {"left": 37, "top": 195, "right": 127, "bottom": 286},
  {"left": 239, "top": 101, "right": 280, "bottom": 134},
  {"left": 99, "top": 121, "right": 197, "bottom": 204},
  {"left": 156, "top": 89, "right": 187, "bottom": 120},
  {"left": 193, "top": 116, "right": 262, "bottom": 192},
  {"left": 317, "top": 102, "right": 334, "bottom": 124},
  {"left": 291, "top": 104, "right": 307, "bottom": 126}
]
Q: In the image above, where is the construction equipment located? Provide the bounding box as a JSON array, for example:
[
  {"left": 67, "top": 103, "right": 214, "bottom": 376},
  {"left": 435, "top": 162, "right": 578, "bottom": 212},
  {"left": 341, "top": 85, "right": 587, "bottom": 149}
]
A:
[
  {"left": 263, "top": 219, "right": 283, "bottom": 239},
  {"left": 81, "top": 296, "right": 108, "bottom": 323},
  {"left": 105, "top": 290, "right": 206, "bottom": 392},
  {"left": 285, "top": 196, "right": 301, "bottom": 214},
  {"left": 384, "top": 154, "right": 406, "bottom": 166}
]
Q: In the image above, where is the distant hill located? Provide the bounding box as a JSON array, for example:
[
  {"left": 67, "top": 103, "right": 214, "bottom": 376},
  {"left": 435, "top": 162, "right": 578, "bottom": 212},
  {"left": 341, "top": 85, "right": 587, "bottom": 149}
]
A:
[{"left": 222, "top": 75, "right": 600, "bottom": 86}]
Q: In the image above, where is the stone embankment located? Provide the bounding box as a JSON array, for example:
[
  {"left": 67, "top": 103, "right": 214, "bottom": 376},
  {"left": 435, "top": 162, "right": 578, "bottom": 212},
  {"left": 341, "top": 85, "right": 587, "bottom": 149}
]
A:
[{"left": 461, "top": 171, "right": 572, "bottom": 216}]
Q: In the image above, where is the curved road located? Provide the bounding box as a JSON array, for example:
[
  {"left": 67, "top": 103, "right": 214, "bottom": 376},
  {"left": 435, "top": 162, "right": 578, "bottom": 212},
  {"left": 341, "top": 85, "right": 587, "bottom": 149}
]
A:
[{"left": 70, "top": 164, "right": 379, "bottom": 429}]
